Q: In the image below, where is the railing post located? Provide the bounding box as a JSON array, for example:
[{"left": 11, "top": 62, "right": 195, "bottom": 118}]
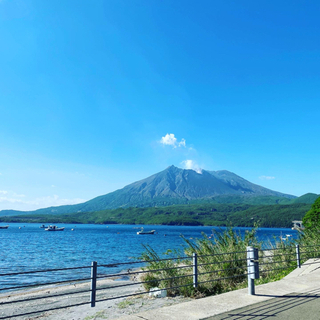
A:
[
  {"left": 90, "top": 261, "right": 97, "bottom": 307},
  {"left": 193, "top": 253, "right": 198, "bottom": 288},
  {"left": 296, "top": 244, "right": 301, "bottom": 268},
  {"left": 247, "top": 247, "right": 259, "bottom": 295}
]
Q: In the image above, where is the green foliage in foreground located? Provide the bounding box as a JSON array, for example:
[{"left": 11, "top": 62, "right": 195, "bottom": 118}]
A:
[
  {"left": 138, "top": 226, "right": 320, "bottom": 298},
  {"left": 0, "top": 202, "right": 311, "bottom": 228},
  {"left": 302, "top": 196, "right": 320, "bottom": 231}
]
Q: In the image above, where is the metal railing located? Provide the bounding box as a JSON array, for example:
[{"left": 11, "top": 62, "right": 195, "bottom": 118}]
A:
[{"left": 0, "top": 244, "right": 320, "bottom": 319}]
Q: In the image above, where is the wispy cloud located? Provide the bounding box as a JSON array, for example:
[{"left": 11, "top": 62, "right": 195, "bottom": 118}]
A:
[
  {"left": 259, "top": 176, "right": 275, "bottom": 180},
  {"left": 160, "top": 133, "right": 186, "bottom": 148},
  {"left": 181, "top": 160, "right": 202, "bottom": 174},
  {"left": 178, "top": 138, "right": 186, "bottom": 147},
  {"left": 0, "top": 191, "right": 86, "bottom": 211},
  {"left": 13, "top": 192, "right": 25, "bottom": 198},
  {"left": 26, "top": 195, "right": 86, "bottom": 207}
]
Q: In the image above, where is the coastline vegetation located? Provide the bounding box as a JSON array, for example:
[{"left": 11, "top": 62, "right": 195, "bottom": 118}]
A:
[
  {"left": 0, "top": 202, "right": 311, "bottom": 228},
  {"left": 139, "top": 226, "right": 319, "bottom": 298}
]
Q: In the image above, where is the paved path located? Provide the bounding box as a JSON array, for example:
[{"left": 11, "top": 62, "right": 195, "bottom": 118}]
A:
[{"left": 205, "top": 289, "right": 320, "bottom": 319}]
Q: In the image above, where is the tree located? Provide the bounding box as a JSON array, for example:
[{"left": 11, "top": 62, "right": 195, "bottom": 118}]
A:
[{"left": 302, "top": 197, "right": 320, "bottom": 230}]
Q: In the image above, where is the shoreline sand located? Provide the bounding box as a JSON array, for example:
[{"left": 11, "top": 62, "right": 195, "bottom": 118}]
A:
[{"left": 0, "top": 274, "right": 192, "bottom": 320}]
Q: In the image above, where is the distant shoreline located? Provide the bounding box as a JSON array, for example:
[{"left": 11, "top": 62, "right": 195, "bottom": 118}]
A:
[{"left": 0, "top": 194, "right": 316, "bottom": 228}]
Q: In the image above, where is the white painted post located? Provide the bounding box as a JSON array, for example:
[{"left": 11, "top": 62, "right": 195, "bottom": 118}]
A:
[
  {"left": 247, "top": 247, "right": 259, "bottom": 295},
  {"left": 193, "top": 253, "right": 198, "bottom": 288}
]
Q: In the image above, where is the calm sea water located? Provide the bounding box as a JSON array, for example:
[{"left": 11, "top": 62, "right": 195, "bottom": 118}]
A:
[{"left": 0, "top": 223, "right": 298, "bottom": 290}]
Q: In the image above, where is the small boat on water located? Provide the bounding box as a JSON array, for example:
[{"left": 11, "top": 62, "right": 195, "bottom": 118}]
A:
[
  {"left": 45, "top": 225, "right": 65, "bottom": 231},
  {"left": 137, "top": 228, "right": 156, "bottom": 235},
  {"left": 0, "top": 225, "right": 9, "bottom": 229},
  {"left": 40, "top": 224, "right": 48, "bottom": 228},
  {"left": 280, "top": 233, "right": 293, "bottom": 241}
]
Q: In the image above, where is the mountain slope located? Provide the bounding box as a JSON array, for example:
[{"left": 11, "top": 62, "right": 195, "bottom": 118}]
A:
[
  {"left": 208, "top": 170, "right": 290, "bottom": 197},
  {"left": 0, "top": 165, "right": 296, "bottom": 216}
]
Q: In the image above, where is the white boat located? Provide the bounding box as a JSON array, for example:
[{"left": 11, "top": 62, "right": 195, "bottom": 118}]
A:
[
  {"left": 281, "top": 234, "right": 293, "bottom": 241},
  {"left": 137, "top": 228, "right": 156, "bottom": 235},
  {"left": 0, "top": 225, "right": 9, "bottom": 229},
  {"left": 45, "top": 225, "right": 65, "bottom": 231}
]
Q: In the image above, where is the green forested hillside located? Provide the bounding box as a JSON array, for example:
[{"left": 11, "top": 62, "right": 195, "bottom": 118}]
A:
[
  {"left": 1, "top": 166, "right": 305, "bottom": 217},
  {"left": 0, "top": 202, "right": 312, "bottom": 228}
]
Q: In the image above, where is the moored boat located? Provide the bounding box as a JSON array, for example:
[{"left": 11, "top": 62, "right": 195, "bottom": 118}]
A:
[
  {"left": 45, "top": 225, "right": 65, "bottom": 231},
  {"left": 0, "top": 225, "right": 9, "bottom": 229},
  {"left": 137, "top": 228, "right": 155, "bottom": 235}
]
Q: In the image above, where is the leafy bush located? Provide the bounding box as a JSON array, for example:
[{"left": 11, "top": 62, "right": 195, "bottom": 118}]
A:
[{"left": 302, "top": 196, "right": 320, "bottom": 231}]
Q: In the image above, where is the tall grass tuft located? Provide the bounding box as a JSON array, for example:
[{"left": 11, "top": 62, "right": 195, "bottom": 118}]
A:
[
  {"left": 297, "top": 229, "right": 320, "bottom": 261},
  {"left": 258, "top": 237, "right": 297, "bottom": 284},
  {"left": 139, "top": 244, "right": 195, "bottom": 296}
]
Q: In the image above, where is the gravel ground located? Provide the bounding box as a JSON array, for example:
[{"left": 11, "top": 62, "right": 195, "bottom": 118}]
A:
[{"left": 0, "top": 277, "right": 192, "bottom": 320}]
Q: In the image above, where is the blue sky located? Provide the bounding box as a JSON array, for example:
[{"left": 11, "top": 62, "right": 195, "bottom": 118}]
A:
[{"left": 1, "top": 0, "right": 320, "bottom": 211}]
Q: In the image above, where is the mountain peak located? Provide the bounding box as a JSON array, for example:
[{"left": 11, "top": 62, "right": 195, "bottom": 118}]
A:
[
  {"left": 0, "top": 166, "right": 296, "bottom": 216},
  {"left": 165, "top": 164, "right": 203, "bottom": 175},
  {"left": 166, "top": 165, "right": 178, "bottom": 170}
]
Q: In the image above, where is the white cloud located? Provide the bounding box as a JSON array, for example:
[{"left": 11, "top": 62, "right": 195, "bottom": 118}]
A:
[
  {"left": 259, "top": 176, "right": 275, "bottom": 180},
  {"left": 13, "top": 193, "right": 25, "bottom": 197},
  {"left": 181, "top": 160, "right": 202, "bottom": 174},
  {"left": 0, "top": 191, "right": 86, "bottom": 211},
  {"left": 160, "top": 133, "right": 177, "bottom": 146},
  {"left": 26, "top": 195, "right": 85, "bottom": 207},
  {"left": 178, "top": 139, "right": 186, "bottom": 147},
  {"left": 160, "top": 133, "right": 186, "bottom": 148}
]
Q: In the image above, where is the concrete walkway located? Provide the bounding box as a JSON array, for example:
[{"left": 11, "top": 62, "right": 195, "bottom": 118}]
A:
[{"left": 114, "top": 258, "right": 320, "bottom": 320}]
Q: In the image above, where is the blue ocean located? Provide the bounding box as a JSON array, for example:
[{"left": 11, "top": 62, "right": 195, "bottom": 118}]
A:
[{"left": 0, "top": 223, "right": 298, "bottom": 290}]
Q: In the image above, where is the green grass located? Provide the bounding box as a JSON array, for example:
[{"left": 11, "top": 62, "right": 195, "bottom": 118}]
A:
[
  {"left": 83, "top": 310, "right": 108, "bottom": 320},
  {"left": 117, "top": 299, "right": 135, "bottom": 309}
]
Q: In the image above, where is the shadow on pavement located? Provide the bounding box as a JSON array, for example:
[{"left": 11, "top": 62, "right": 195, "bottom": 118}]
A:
[{"left": 204, "top": 288, "right": 320, "bottom": 320}]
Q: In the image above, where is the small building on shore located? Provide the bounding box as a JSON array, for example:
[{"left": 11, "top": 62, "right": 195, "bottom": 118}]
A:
[{"left": 292, "top": 220, "right": 305, "bottom": 230}]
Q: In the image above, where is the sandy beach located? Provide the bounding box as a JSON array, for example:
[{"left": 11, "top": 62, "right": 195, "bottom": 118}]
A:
[{"left": 0, "top": 275, "right": 192, "bottom": 320}]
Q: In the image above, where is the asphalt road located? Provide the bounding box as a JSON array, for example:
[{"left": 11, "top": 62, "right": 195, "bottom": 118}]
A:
[{"left": 205, "top": 288, "right": 320, "bottom": 320}]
